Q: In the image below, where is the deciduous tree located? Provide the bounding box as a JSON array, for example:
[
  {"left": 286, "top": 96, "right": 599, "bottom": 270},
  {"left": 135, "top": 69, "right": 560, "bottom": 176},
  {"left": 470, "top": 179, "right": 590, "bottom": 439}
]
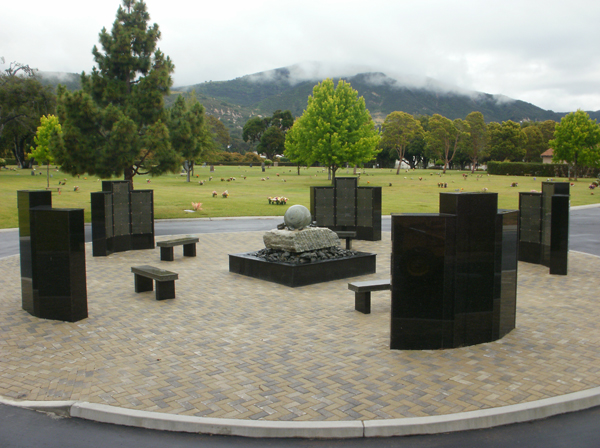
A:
[
  {"left": 243, "top": 110, "right": 294, "bottom": 160},
  {"left": 522, "top": 126, "right": 545, "bottom": 162},
  {"left": 284, "top": 79, "right": 380, "bottom": 183},
  {"left": 425, "top": 114, "right": 468, "bottom": 173},
  {"left": 549, "top": 110, "right": 600, "bottom": 180},
  {"left": 379, "top": 111, "right": 423, "bottom": 174},
  {"left": 464, "top": 111, "right": 487, "bottom": 173},
  {"left": 487, "top": 120, "right": 527, "bottom": 162},
  {"left": 0, "top": 60, "right": 56, "bottom": 167},
  {"left": 53, "top": 0, "right": 178, "bottom": 185},
  {"left": 30, "top": 114, "right": 62, "bottom": 187},
  {"left": 242, "top": 116, "right": 268, "bottom": 146}
]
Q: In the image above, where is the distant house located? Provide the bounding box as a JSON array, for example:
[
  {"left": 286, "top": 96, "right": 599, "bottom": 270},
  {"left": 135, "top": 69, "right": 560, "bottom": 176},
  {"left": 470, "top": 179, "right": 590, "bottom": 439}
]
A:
[{"left": 541, "top": 148, "right": 554, "bottom": 164}]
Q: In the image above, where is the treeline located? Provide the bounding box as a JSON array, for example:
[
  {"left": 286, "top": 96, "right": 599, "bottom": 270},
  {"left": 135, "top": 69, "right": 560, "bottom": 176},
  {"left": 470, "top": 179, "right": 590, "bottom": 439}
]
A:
[{"left": 375, "top": 111, "right": 558, "bottom": 173}]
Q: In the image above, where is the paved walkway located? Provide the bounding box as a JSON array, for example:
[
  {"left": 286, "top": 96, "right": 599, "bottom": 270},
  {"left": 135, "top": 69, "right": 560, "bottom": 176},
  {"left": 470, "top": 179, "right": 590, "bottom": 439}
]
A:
[{"left": 1, "top": 232, "right": 600, "bottom": 427}]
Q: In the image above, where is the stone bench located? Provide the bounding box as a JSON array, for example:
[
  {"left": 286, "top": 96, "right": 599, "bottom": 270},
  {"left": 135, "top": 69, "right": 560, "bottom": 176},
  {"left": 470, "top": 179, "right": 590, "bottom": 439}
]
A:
[
  {"left": 335, "top": 231, "right": 357, "bottom": 250},
  {"left": 131, "top": 265, "right": 178, "bottom": 300},
  {"left": 348, "top": 279, "right": 391, "bottom": 314},
  {"left": 156, "top": 236, "right": 199, "bottom": 261}
]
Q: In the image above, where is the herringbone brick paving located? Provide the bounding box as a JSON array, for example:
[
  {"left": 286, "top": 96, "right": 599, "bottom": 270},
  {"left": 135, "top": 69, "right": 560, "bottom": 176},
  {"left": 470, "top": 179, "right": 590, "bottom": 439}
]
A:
[{"left": 1, "top": 231, "right": 599, "bottom": 421}]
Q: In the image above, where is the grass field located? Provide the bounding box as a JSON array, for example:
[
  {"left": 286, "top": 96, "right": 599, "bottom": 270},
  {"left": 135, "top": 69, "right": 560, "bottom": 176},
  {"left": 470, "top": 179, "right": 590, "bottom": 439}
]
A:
[{"left": 1, "top": 164, "right": 598, "bottom": 229}]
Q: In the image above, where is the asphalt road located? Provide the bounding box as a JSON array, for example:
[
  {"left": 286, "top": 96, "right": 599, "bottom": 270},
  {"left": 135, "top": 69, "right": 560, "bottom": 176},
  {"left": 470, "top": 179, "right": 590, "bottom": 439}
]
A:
[
  {"left": 0, "top": 207, "right": 599, "bottom": 447},
  {"left": 1, "top": 208, "right": 599, "bottom": 259}
]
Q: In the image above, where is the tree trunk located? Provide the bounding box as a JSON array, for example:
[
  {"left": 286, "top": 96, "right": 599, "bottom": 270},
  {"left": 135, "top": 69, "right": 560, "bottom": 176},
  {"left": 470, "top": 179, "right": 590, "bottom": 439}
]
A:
[
  {"left": 396, "top": 147, "right": 404, "bottom": 174},
  {"left": 46, "top": 162, "right": 50, "bottom": 189},
  {"left": 124, "top": 166, "right": 135, "bottom": 190}
]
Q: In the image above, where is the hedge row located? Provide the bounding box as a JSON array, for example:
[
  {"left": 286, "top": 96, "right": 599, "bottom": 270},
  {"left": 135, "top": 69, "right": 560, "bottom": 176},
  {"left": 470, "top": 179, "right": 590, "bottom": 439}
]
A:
[
  {"left": 202, "top": 161, "right": 298, "bottom": 167},
  {"left": 487, "top": 161, "right": 600, "bottom": 178}
]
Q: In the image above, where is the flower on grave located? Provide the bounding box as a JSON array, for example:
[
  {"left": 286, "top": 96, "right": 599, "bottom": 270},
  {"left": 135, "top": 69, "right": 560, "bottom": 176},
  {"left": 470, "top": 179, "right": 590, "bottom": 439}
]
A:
[
  {"left": 511, "top": 182, "right": 518, "bottom": 187},
  {"left": 212, "top": 191, "right": 218, "bottom": 197},
  {"left": 199, "top": 180, "right": 204, "bottom": 185},
  {"left": 221, "top": 178, "right": 225, "bottom": 181},
  {"left": 74, "top": 186, "right": 79, "bottom": 191},
  {"left": 191, "top": 202, "right": 203, "bottom": 211},
  {"left": 222, "top": 190, "right": 229, "bottom": 198},
  {"left": 268, "top": 196, "right": 288, "bottom": 205},
  {"left": 209, "top": 176, "right": 213, "bottom": 181}
]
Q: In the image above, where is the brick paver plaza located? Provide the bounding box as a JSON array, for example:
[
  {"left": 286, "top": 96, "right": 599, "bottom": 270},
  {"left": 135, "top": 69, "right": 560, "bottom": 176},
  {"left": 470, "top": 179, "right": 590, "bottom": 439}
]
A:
[{"left": 1, "top": 231, "right": 599, "bottom": 421}]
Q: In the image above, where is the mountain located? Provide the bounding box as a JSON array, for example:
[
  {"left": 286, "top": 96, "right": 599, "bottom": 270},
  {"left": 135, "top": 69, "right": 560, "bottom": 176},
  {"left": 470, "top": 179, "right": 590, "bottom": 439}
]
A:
[
  {"left": 37, "top": 71, "right": 81, "bottom": 92},
  {"left": 174, "top": 65, "right": 597, "bottom": 141},
  {"left": 177, "top": 67, "right": 567, "bottom": 123},
  {"left": 37, "top": 66, "right": 600, "bottom": 143}
]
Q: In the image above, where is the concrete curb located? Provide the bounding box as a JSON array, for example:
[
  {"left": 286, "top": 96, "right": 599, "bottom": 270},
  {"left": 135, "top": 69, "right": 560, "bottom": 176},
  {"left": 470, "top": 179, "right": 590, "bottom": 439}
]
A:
[{"left": 3, "top": 386, "right": 600, "bottom": 438}]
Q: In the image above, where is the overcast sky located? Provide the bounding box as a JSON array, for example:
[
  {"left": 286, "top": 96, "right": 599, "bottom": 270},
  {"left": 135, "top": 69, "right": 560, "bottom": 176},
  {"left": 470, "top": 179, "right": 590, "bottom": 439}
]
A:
[{"left": 3, "top": 0, "right": 599, "bottom": 113}]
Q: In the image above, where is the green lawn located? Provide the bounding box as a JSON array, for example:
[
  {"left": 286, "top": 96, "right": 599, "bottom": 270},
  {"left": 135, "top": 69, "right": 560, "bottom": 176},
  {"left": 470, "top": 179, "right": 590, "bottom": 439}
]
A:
[{"left": 1, "top": 164, "right": 598, "bottom": 229}]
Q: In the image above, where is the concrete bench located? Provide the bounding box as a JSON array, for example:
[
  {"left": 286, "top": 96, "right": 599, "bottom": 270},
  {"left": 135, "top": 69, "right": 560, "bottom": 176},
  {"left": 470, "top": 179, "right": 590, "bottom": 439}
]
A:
[
  {"left": 348, "top": 279, "right": 391, "bottom": 314},
  {"left": 131, "top": 265, "right": 178, "bottom": 300},
  {"left": 156, "top": 236, "right": 199, "bottom": 261},
  {"left": 335, "top": 231, "right": 357, "bottom": 250}
]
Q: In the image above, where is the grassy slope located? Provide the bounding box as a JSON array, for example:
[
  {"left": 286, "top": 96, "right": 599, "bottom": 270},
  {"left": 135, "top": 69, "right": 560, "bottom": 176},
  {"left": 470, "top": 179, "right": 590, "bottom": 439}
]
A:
[{"left": 1, "top": 165, "right": 598, "bottom": 229}]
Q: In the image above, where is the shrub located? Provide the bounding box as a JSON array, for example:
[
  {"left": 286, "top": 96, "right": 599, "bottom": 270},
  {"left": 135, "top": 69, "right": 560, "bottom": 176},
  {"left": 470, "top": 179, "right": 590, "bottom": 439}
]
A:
[{"left": 487, "top": 161, "right": 600, "bottom": 178}]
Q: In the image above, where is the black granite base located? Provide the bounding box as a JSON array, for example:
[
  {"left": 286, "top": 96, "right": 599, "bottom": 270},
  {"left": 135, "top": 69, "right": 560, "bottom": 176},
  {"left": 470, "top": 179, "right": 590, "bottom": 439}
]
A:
[{"left": 229, "top": 251, "right": 376, "bottom": 287}]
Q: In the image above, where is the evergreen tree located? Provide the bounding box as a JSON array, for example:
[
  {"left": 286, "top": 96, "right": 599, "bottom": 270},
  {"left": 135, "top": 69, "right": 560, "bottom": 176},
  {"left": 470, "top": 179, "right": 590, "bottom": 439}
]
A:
[
  {"left": 53, "top": 0, "right": 179, "bottom": 185},
  {"left": 167, "top": 94, "right": 211, "bottom": 182}
]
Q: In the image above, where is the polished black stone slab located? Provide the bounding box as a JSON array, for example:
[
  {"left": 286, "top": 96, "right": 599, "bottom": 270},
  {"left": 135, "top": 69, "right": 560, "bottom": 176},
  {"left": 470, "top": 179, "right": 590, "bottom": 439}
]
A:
[
  {"left": 518, "top": 182, "right": 569, "bottom": 275},
  {"left": 310, "top": 177, "right": 382, "bottom": 241},
  {"left": 17, "top": 190, "right": 53, "bottom": 314},
  {"left": 229, "top": 251, "right": 376, "bottom": 287},
  {"left": 91, "top": 181, "right": 154, "bottom": 256},
  {"left": 17, "top": 190, "right": 87, "bottom": 322},
  {"left": 518, "top": 192, "right": 543, "bottom": 264},
  {"left": 549, "top": 194, "right": 569, "bottom": 275},
  {"left": 390, "top": 214, "right": 456, "bottom": 349},
  {"left": 390, "top": 192, "right": 518, "bottom": 350},
  {"left": 494, "top": 209, "right": 519, "bottom": 340},
  {"left": 30, "top": 208, "right": 88, "bottom": 321}
]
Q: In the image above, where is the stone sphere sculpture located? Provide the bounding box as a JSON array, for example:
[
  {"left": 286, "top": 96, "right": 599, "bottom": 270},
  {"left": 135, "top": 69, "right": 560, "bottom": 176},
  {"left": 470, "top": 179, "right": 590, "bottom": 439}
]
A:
[{"left": 284, "top": 205, "right": 312, "bottom": 230}]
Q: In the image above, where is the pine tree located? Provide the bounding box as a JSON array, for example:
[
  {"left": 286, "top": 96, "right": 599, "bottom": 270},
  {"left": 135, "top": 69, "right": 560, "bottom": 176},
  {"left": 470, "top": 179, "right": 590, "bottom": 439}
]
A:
[{"left": 54, "top": 0, "right": 179, "bottom": 185}]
